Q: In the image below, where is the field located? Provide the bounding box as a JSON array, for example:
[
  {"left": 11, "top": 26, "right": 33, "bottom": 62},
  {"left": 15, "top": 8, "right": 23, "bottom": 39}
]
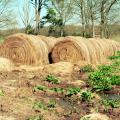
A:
[{"left": 0, "top": 34, "right": 119, "bottom": 120}]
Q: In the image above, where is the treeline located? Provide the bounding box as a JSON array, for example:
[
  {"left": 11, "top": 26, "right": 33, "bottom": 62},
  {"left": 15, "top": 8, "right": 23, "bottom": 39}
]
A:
[{"left": 0, "top": 0, "right": 120, "bottom": 38}]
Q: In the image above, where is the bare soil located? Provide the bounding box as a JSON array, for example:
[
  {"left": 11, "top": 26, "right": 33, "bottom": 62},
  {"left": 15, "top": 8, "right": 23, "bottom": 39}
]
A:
[{"left": 0, "top": 68, "right": 119, "bottom": 120}]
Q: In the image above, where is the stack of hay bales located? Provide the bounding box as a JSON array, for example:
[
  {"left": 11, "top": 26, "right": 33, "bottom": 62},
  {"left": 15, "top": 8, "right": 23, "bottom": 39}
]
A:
[
  {"left": 0, "top": 33, "right": 119, "bottom": 67},
  {"left": 0, "top": 33, "right": 49, "bottom": 66},
  {"left": 51, "top": 36, "right": 120, "bottom": 64}
]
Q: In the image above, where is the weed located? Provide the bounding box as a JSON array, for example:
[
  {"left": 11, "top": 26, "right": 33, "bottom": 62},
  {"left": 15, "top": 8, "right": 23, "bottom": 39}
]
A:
[
  {"left": 102, "top": 98, "right": 120, "bottom": 110},
  {"left": 98, "top": 65, "right": 113, "bottom": 74},
  {"left": 50, "top": 87, "right": 64, "bottom": 93},
  {"left": 27, "top": 115, "right": 44, "bottom": 120},
  {"left": 80, "top": 65, "right": 94, "bottom": 73},
  {"left": 110, "top": 75, "right": 120, "bottom": 85},
  {"left": 0, "top": 89, "right": 5, "bottom": 96},
  {"left": 89, "top": 71, "right": 112, "bottom": 91},
  {"left": 66, "top": 87, "right": 81, "bottom": 97},
  {"left": 33, "top": 101, "right": 47, "bottom": 110},
  {"left": 47, "top": 99, "right": 56, "bottom": 108},
  {"left": 81, "top": 91, "right": 93, "bottom": 102},
  {"left": 46, "top": 74, "right": 60, "bottom": 84},
  {"left": 34, "top": 85, "right": 47, "bottom": 91}
]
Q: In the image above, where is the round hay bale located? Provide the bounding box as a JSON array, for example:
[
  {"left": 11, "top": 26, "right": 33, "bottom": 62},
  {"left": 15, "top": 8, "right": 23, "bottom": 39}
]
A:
[
  {"left": 0, "top": 57, "right": 14, "bottom": 71},
  {"left": 72, "top": 37, "right": 98, "bottom": 64},
  {"left": 38, "top": 35, "right": 63, "bottom": 52},
  {"left": 51, "top": 37, "right": 91, "bottom": 64},
  {"left": 0, "top": 33, "right": 49, "bottom": 66}
]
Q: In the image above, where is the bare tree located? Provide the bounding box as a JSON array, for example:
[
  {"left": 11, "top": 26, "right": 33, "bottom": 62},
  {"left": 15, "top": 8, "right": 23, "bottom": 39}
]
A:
[
  {"left": 31, "top": 0, "right": 49, "bottom": 34},
  {"left": 74, "top": 0, "right": 86, "bottom": 37},
  {"left": 19, "top": 0, "right": 33, "bottom": 33},
  {"left": 50, "top": 0, "right": 74, "bottom": 36},
  {"left": 100, "top": 0, "right": 118, "bottom": 38},
  {"left": 0, "top": 0, "right": 17, "bottom": 29}
]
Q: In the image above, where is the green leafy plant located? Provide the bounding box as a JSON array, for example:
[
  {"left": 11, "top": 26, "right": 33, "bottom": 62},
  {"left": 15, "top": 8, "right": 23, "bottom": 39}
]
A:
[
  {"left": 89, "top": 71, "right": 112, "bottom": 91},
  {"left": 50, "top": 88, "right": 64, "bottom": 93},
  {"left": 98, "top": 65, "right": 113, "bottom": 74},
  {"left": 47, "top": 99, "right": 56, "bottom": 108},
  {"left": 80, "top": 65, "right": 94, "bottom": 73},
  {"left": 81, "top": 91, "right": 93, "bottom": 102},
  {"left": 27, "top": 115, "right": 44, "bottom": 120},
  {"left": 66, "top": 87, "right": 81, "bottom": 97},
  {"left": 109, "top": 51, "right": 120, "bottom": 60},
  {"left": 34, "top": 85, "right": 47, "bottom": 91},
  {"left": 110, "top": 75, "right": 120, "bottom": 85},
  {"left": 0, "top": 89, "right": 5, "bottom": 96},
  {"left": 102, "top": 98, "right": 120, "bottom": 109},
  {"left": 46, "top": 74, "right": 60, "bottom": 84},
  {"left": 33, "top": 101, "right": 47, "bottom": 110}
]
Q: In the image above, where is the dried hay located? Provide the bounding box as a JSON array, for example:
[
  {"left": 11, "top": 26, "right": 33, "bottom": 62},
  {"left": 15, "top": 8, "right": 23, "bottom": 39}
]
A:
[
  {"left": 0, "top": 33, "right": 49, "bottom": 66},
  {"left": 80, "top": 113, "right": 109, "bottom": 120},
  {"left": 51, "top": 37, "right": 91, "bottom": 64},
  {"left": 0, "top": 57, "right": 14, "bottom": 71},
  {"left": 51, "top": 36, "right": 120, "bottom": 64},
  {"left": 38, "top": 35, "right": 63, "bottom": 52}
]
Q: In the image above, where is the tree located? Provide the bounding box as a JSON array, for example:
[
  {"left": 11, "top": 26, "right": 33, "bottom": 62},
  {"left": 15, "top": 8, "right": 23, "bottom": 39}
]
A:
[
  {"left": 0, "top": 0, "right": 17, "bottom": 29},
  {"left": 31, "top": 0, "right": 49, "bottom": 34},
  {"left": 41, "top": 8, "right": 63, "bottom": 36},
  {"left": 49, "top": 0, "right": 74, "bottom": 36},
  {"left": 74, "top": 0, "right": 99, "bottom": 38},
  {"left": 19, "top": 0, "right": 33, "bottom": 34},
  {"left": 100, "top": 0, "right": 118, "bottom": 38}
]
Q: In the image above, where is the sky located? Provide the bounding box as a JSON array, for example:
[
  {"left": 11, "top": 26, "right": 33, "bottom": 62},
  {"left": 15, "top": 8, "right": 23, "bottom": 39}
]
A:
[{"left": 14, "top": 0, "right": 47, "bottom": 28}]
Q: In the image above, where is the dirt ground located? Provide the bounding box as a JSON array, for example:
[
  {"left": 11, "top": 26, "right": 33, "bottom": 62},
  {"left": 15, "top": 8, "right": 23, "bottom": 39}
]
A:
[{"left": 0, "top": 62, "right": 119, "bottom": 120}]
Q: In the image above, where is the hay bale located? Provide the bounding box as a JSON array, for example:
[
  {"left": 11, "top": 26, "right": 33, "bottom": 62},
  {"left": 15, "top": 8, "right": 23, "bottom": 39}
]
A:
[
  {"left": 51, "top": 36, "right": 120, "bottom": 64},
  {"left": 71, "top": 37, "right": 98, "bottom": 64},
  {"left": 38, "top": 35, "right": 63, "bottom": 52},
  {"left": 0, "top": 33, "right": 49, "bottom": 66},
  {"left": 0, "top": 57, "right": 14, "bottom": 71},
  {"left": 51, "top": 37, "right": 91, "bottom": 64}
]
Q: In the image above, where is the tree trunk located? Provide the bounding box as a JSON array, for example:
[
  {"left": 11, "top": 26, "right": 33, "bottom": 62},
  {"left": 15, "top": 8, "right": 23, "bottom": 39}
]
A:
[
  {"left": 81, "top": 0, "right": 86, "bottom": 37},
  {"left": 92, "top": 19, "right": 95, "bottom": 38}
]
